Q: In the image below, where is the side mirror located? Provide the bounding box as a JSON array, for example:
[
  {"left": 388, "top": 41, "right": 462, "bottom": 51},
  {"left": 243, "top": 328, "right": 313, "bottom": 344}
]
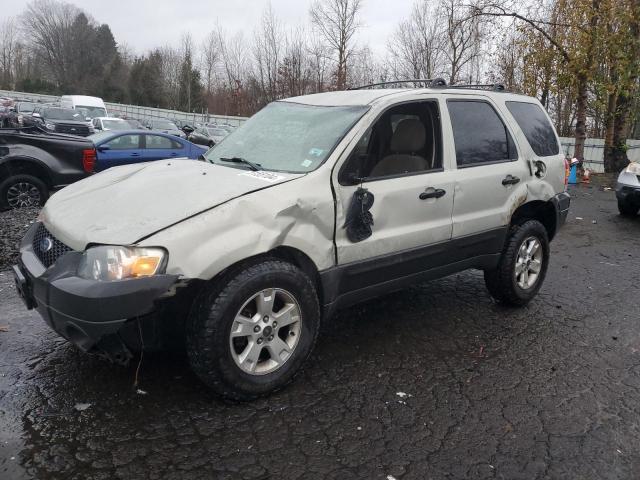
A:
[
  {"left": 97, "top": 145, "right": 110, "bottom": 152},
  {"left": 182, "top": 125, "right": 194, "bottom": 135}
]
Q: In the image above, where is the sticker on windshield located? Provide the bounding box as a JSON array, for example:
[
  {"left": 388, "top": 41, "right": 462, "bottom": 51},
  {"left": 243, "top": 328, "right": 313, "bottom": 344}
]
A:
[
  {"left": 301, "top": 159, "right": 313, "bottom": 168},
  {"left": 239, "top": 171, "right": 285, "bottom": 182},
  {"left": 308, "top": 148, "right": 324, "bottom": 157}
]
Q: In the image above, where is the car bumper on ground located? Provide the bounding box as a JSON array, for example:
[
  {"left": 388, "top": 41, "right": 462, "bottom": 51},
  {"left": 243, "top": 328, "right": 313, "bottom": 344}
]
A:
[
  {"left": 615, "top": 182, "right": 640, "bottom": 204},
  {"left": 12, "top": 222, "right": 179, "bottom": 363},
  {"left": 552, "top": 191, "right": 571, "bottom": 230}
]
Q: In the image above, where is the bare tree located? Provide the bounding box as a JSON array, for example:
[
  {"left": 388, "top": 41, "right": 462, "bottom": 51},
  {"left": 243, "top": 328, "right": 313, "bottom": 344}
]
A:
[
  {"left": 201, "top": 30, "right": 220, "bottom": 97},
  {"left": 387, "top": 1, "right": 445, "bottom": 81},
  {"left": 21, "top": 0, "right": 80, "bottom": 88},
  {"left": 310, "top": 0, "right": 363, "bottom": 90},
  {"left": 441, "top": 0, "right": 482, "bottom": 84},
  {"left": 0, "top": 17, "right": 19, "bottom": 88},
  {"left": 253, "top": 3, "right": 283, "bottom": 103}
]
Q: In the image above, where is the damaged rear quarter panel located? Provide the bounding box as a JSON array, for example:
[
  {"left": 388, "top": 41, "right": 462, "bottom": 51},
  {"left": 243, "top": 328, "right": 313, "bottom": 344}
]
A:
[{"left": 139, "top": 173, "right": 336, "bottom": 280}]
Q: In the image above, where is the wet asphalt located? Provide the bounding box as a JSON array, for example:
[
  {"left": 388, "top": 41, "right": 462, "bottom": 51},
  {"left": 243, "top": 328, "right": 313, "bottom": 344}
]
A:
[{"left": 1, "top": 182, "right": 640, "bottom": 480}]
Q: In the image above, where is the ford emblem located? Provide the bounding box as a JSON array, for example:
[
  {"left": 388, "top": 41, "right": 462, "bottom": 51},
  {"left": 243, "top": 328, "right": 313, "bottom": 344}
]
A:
[{"left": 39, "top": 237, "right": 53, "bottom": 253}]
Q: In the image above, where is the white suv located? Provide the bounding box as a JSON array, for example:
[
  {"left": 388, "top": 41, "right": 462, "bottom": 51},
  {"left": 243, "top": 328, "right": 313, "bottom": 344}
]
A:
[{"left": 13, "top": 81, "right": 570, "bottom": 400}]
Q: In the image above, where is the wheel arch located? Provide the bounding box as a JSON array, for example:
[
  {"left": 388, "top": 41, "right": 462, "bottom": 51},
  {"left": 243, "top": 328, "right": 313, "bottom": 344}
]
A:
[
  {"left": 0, "top": 157, "right": 53, "bottom": 188},
  {"left": 510, "top": 200, "right": 557, "bottom": 240}
]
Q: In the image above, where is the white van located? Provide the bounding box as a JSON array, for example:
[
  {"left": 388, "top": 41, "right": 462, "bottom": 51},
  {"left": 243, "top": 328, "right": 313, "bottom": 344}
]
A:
[{"left": 59, "top": 95, "right": 108, "bottom": 119}]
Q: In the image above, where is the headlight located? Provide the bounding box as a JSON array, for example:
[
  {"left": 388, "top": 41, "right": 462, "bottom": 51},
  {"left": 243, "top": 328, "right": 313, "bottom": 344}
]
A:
[
  {"left": 625, "top": 162, "right": 640, "bottom": 175},
  {"left": 45, "top": 122, "right": 55, "bottom": 130},
  {"left": 78, "top": 246, "right": 166, "bottom": 281}
]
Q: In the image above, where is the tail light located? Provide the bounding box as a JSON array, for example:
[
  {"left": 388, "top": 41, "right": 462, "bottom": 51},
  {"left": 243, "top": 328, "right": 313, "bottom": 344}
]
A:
[
  {"left": 563, "top": 157, "right": 570, "bottom": 186},
  {"left": 82, "top": 148, "right": 96, "bottom": 173}
]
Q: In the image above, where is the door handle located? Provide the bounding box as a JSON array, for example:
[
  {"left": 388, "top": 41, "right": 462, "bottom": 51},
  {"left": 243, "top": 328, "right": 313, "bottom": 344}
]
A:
[
  {"left": 130, "top": 153, "right": 140, "bottom": 157},
  {"left": 419, "top": 188, "right": 446, "bottom": 200},
  {"left": 502, "top": 175, "right": 520, "bottom": 186}
]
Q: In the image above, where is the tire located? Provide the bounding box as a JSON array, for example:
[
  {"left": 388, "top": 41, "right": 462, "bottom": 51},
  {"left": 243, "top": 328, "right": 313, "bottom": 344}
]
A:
[
  {"left": 186, "top": 259, "right": 320, "bottom": 401},
  {"left": 0, "top": 174, "right": 49, "bottom": 210},
  {"left": 484, "top": 220, "right": 550, "bottom": 307},
  {"left": 618, "top": 199, "right": 639, "bottom": 216}
]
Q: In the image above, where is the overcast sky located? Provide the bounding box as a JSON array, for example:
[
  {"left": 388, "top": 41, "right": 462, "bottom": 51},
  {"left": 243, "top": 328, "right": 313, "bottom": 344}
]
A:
[{"left": 4, "top": 0, "right": 413, "bottom": 56}]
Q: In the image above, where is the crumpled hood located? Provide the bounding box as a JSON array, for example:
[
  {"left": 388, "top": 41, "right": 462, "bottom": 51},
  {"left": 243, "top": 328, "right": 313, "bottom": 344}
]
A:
[{"left": 42, "top": 160, "right": 301, "bottom": 249}]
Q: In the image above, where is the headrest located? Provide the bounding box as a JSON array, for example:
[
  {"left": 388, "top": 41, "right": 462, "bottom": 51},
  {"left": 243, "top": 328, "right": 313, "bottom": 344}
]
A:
[{"left": 390, "top": 119, "right": 426, "bottom": 153}]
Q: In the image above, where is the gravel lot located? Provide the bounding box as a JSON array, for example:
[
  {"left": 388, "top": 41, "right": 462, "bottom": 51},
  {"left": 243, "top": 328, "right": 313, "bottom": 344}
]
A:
[
  {"left": 0, "top": 207, "right": 39, "bottom": 270},
  {"left": 1, "top": 182, "right": 640, "bottom": 479}
]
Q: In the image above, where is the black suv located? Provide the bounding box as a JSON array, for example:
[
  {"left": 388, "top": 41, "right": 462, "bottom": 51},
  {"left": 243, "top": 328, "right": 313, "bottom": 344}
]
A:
[{"left": 29, "top": 107, "right": 94, "bottom": 136}]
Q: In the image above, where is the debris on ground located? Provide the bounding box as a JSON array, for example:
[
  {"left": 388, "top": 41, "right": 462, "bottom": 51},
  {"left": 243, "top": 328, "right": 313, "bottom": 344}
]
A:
[
  {"left": 74, "top": 403, "right": 92, "bottom": 412},
  {"left": 396, "top": 392, "right": 411, "bottom": 398},
  {"left": 0, "top": 325, "right": 8, "bottom": 332},
  {"left": 136, "top": 389, "right": 148, "bottom": 395},
  {"left": 576, "top": 217, "right": 584, "bottom": 220}
]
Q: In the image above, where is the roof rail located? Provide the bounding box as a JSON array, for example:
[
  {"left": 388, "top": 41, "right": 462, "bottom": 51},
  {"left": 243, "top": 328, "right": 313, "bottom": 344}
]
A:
[
  {"left": 448, "top": 83, "right": 506, "bottom": 92},
  {"left": 348, "top": 78, "right": 447, "bottom": 90}
]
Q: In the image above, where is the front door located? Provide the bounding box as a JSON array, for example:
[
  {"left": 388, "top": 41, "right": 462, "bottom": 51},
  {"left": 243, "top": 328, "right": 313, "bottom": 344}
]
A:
[{"left": 333, "top": 100, "right": 455, "bottom": 275}]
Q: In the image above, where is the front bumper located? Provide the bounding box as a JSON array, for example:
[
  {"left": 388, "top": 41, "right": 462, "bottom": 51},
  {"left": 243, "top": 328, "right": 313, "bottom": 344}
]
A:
[{"left": 13, "top": 222, "right": 179, "bottom": 363}]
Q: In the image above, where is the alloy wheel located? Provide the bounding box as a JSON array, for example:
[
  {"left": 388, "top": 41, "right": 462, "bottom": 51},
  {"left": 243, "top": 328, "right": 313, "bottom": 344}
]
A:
[
  {"left": 514, "top": 236, "right": 543, "bottom": 289},
  {"left": 6, "top": 182, "right": 41, "bottom": 208},
  {"left": 229, "top": 288, "right": 302, "bottom": 375}
]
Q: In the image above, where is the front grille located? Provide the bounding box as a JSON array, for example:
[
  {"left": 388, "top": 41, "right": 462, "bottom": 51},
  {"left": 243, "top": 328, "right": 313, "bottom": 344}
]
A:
[
  {"left": 32, "top": 223, "right": 73, "bottom": 268},
  {"left": 54, "top": 123, "right": 90, "bottom": 136}
]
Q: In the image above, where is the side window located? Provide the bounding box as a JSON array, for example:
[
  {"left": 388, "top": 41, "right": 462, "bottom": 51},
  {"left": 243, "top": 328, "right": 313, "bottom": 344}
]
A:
[
  {"left": 447, "top": 101, "right": 517, "bottom": 167},
  {"left": 104, "top": 134, "right": 140, "bottom": 150},
  {"left": 340, "top": 101, "right": 442, "bottom": 183},
  {"left": 146, "top": 135, "right": 182, "bottom": 149},
  {"left": 506, "top": 101, "right": 559, "bottom": 156}
]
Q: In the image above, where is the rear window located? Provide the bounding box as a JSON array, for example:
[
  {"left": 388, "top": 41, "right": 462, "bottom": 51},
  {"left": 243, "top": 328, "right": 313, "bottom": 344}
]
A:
[{"left": 505, "top": 101, "right": 559, "bottom": 156}]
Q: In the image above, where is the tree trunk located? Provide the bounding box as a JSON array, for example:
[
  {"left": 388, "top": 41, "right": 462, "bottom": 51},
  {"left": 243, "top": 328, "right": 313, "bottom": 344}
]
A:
[{"left": 573, "top": 73, "right": 588, "bottom": 161}]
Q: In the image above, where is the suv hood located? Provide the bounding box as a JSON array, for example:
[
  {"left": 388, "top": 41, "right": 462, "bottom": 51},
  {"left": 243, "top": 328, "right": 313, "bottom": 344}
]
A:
[{"left": 42, "top": 160, "right": 302, "bottom": 250}]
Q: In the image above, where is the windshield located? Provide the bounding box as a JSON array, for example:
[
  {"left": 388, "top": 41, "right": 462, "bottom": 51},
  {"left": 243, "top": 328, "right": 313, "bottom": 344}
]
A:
[
  {"left": 103, "top": 119, "right": 128, "bottom": 130},
  {"left": 44, "top": 108, "right": 85, "bottom": 121},
  {"left": 205, "top": 102, "right": 368, "bottom": 173},
  {"left": 18, "top": 102, "right": 35, "bottom": 113},
  {"left": 207, "top": 128, "right": 227, "bottom": 136},
  {"left": 152, "top": 120, "right": 178, "bottom": 130},
  {"left": 77, "top": 105, "right": 106, "bottom": 118},
  {"left": 125, "top": 119, "right": 144, "bottom": 129}
]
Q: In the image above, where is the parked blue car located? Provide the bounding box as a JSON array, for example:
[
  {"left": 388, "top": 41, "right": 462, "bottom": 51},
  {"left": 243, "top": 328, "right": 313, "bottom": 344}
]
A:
[{"left": 88, "top": 130, "right": 207, "bottom": 171}]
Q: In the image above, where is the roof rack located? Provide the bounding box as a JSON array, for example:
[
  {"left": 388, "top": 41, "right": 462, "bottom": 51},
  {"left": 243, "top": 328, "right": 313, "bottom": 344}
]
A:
[
  {"left": 348, "top": 78, "right": 506, "bottom": 92},
  {"left": 348, "top": 78, "right": 447, "bottom": 90}
]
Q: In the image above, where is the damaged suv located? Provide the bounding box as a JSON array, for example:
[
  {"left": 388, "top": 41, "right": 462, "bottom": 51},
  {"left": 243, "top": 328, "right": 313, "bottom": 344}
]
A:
[{"left": 13, "top": 80, "right": 570, "bottom": 400}]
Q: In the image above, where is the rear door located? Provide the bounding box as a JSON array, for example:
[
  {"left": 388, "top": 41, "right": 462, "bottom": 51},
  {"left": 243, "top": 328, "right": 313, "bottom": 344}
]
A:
[
  {"left": 142, "top": 134, "right": 186, "bottom": 161},
  {"left": 444, "top": 97, "right": 530, "bottom": 239},
  {"left": 95, "top": 134, "right": 143, "bottom": 171}
]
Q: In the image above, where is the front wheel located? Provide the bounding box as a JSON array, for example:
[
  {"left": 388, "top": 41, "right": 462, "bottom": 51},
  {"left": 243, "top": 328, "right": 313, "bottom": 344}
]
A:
[
  {"left": 484, "top": 220, "right": 550, "bottom": 306},
  {"left": 186, "top": 259, "right": 320, "bottom": 401},
  {"left": 618, "top": 199, "right": 639, "bottom": 217}
]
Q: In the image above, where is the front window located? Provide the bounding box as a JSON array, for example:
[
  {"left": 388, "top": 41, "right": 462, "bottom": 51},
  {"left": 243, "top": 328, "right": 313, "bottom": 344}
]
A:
[
  {"left": 18, "top": 102, "right": 36, "bottom": 113},
  {"left": 102, "top": 119, "right": 128, "bottom": 130},
  {"left": 78, "top": 106, "right": 106, "bottom": 118},
  {"left": 204, "top": 102, "right": 368, "bottom": 173},
  {"left": 152, "top": 120, "right": 179, "bottom": 130},
  {"left": 43, "top": 108, "right": 85, "bottom": 121}
]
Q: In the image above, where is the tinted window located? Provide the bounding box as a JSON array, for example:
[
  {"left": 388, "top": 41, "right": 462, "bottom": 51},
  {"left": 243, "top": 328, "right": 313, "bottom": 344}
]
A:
[
  {"left": 146, "top": 135, "right": 182, "bottom": 149},
  {"left": 448, "top": 101, "right": 517, "bottom": 167},
  {"left": 104, "top": 134, "right": 140, "bottom": 150},
  {"left": 506, "top": 101, "right": 559, "bottom": 156}
]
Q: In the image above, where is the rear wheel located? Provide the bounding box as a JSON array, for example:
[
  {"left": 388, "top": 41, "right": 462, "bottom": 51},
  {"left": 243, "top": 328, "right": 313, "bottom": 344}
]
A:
[
  {"left": 484, "top": 220, "right": 550, "bottom": 306},
  {"left": 618, "top": 199, "right": 639, "bottom": 216},
  {"left": 186, "top": 259, "right": 320, "bottom": 401},
  {"left": 0, "top": 174, "right": 48, "bottom": 210}
]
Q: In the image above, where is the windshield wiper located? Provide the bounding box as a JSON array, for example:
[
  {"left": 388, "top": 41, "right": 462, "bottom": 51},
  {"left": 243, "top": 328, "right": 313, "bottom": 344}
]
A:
[{"left": 219, "top": 157, "right": 262, "bottom": 171}]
